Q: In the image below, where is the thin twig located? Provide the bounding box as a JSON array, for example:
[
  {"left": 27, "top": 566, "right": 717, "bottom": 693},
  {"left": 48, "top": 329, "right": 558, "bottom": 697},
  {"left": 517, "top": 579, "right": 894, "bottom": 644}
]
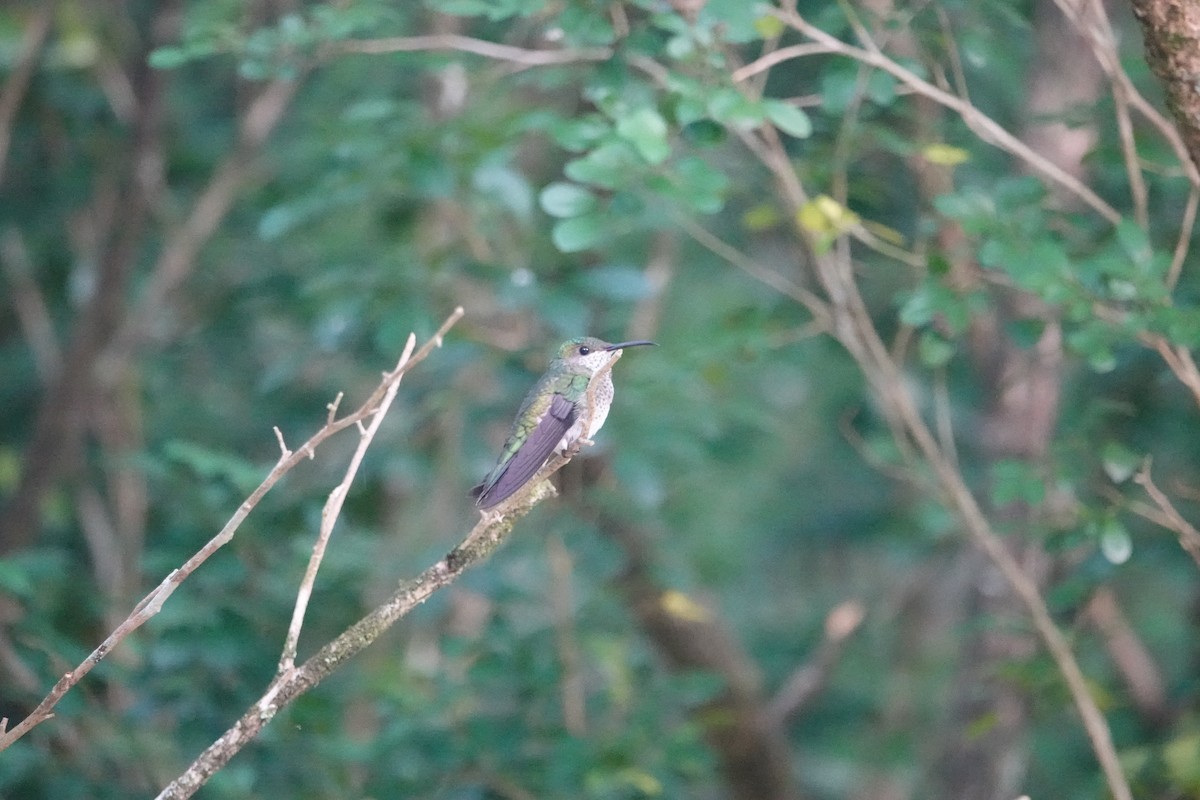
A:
[
  {"left": 671, "top": 210, "right": 831, "bottom": 329},
  {"left": 767, "top": 600, "right": 865, "bottom": 722},
  {"left": 739, "top": 8, "right": 1122, "bottom": 224},
  {"left": 1085, "top": 586, "right": 1169, "bottom": 726},
  {"left": 1133, "top": 458, "right": 1200, "bottom": 570},
  {"left": 278, "top": 331, "right": 420, "bottom": 672},
  {"left": 1167, "top": 186, "right": 1198, "bottom": 289},
  {"left": 1149, "top": 336, "right": 1200, "bottom": 410},
  {"left": 1, "top": 227, "right": 62, "bottom": 381},
  {"left": 0, "top": 6, "right": 52, "bottom": 187},
  {"left": 731, "top": 16, "right": 1130, "bottom": 791},
  {"left": 156, "top": 475, "right": 557, "bottom": 800},
  {"left": 336, "top": 33, "right": 612, "bottom": 67},
  {"left": 0, "top": 307, "right": 465, "bottom": 753},
  {"left": 159, "top": 341, "right": 619, "bottom": 797}
]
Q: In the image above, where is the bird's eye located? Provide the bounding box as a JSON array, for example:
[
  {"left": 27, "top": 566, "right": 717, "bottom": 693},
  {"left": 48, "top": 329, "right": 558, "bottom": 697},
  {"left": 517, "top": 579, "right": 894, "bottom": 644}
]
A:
[{"left": 578, "top": 345, "right": 591, "bottom": 355}]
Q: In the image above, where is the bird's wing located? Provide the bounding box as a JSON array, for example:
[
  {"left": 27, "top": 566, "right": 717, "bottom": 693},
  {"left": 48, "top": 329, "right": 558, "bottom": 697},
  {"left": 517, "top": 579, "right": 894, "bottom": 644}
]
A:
[{"left": 474, "top": 393, "right": 576, "bottom": 509}]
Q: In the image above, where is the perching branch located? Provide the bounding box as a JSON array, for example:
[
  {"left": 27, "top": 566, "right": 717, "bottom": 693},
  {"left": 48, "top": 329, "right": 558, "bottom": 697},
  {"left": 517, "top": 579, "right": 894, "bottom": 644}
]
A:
[
  {"left": 155, "top": 474, "right": 558, "bottom": 800},
  {"left": 156, "top": 359, "right": 609, "bottom": 798},
  {"left": 153, "top": 330, "right": 625, "bottom": 797},
  {"left": 0, "top": 307, "right": 464, "bottom": 751}
]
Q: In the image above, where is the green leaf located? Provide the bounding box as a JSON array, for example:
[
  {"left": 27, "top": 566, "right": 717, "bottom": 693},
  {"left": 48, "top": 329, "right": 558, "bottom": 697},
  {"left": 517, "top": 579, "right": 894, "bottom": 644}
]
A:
[
  {"left": 899, "top": 286, "right": 936, "bottom": 327},
  {"left": 680, "top": 120, "right": 726, "bottom": 146},
  {"left": 616, "top": 107, "right": 671, "bottom": 165},
  {"left": 933, "top": 190, "right": 993, "bottom": 234},
  {"left": 866, "top": 70, "right": 897, "bottom": 106},
  {"left": 917, "top": 330, "right": 956, "bottom": 367},
  {"left": 819, "top": 69, "right": 858, "bottom": 115},
  {"left": 763, "top": 100, "right": 812, "bottom": 139},
  {"left": 991, "top": 459, "right": 1046, "bottom": 507},
  {"left": 1099, "top": 517, "right": 1132, "bottom": 564},
  {"left": 438, "top": 0, "right": 546, "bottom": 21},
  {"left": 539, "top": 182, "right": 598, "bottom": 218},
  {"left": 753, "top": 15, "right": 786, "bottom": 39},
  {"left": 673, "top": 94, "right": 709, "bottom": 127},
  {"left": 148, "top": 47, "right": 189, "bottom": 69},
  {"left": 671, "top": 156, "right": 729, "bottom": 214},
  {"left": 1156, "top": 307, "right": 1200, "bottom": 348},
  {"left": 564, "top": 141, "right": 639, "bottom": 189},
  {"left": 993, "top": 176, "right": 1045, "bottom": 210},
  {"left": 707, "top": 88, "right": 763, "bottom": 130},
  {"left": 1101, "top": 441, "right": 1141, "bottom": 483},
  {"left": 0, "top": 558, "right": 34, "bottom": 597},
  {"left": 1066, "top": 326, "right": 1118, "bottom": 373},
  {"left": 1115, "top": 218, "right": 1153, "bottom": 271},
  {"left": 552, "top": 213, "right": 607, "bottom": 252},
  {"left": 547, "top": 114, "right": 612, "bottom": 151},
  {"left": 557, "top": 3, "right": 616, "bottom": 45}
]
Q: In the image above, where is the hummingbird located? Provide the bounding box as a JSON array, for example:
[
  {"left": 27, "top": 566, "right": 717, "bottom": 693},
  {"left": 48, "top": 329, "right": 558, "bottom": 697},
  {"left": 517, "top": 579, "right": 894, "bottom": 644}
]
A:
[{"left": 471, "top": 336, "right": 657, "bottom": 510}]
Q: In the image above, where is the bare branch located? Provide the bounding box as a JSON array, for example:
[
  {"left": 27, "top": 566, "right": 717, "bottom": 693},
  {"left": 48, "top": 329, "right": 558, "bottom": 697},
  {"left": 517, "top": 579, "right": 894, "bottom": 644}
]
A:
[
  {"left": 1129, "top": 0, "right": 1200, "bottom": 176},
  {"left": 672, "top": 211, "right": 831, "bottom": 329},
  {"left": 1086, "top": 586, "right": 1170, "bottom": 727},
  {"left": 335, "top": 33, "right": 612, "bottom": 68},
  {"left": 272, "top": 426, "right": 290, "bottom": 457},
  {"left": 1, "top": 227, "right": 62, "bottom": 382},
  {"left": 743, "top": 7, "right": 1122, "bottom": 224},
  {"left": 105, "top": 76, "right": 303, "bottom": 364},
  {"left": 1133, "top": 458, "right": 1200, "bottom": 570},
  {"left": 278, "top": 332, "right": 420, "bottom": 672},
  {"left": 156, "top": 444, "right": 566, "bottom": 799},
  {"left": 1168, "top": 186, "right": 1199, "bottom": 289},
  {"left": 0, "top": 6, "right": 52, "bottom": 187},
  {"left": 0, "top": 307, "right": 464, "bottom": 752},
  {"left": 732, "top": 35, "right": 1131, "bottom": 799},
  {"left": 768, "top": 600, "right": 865, "bottom": 722}
]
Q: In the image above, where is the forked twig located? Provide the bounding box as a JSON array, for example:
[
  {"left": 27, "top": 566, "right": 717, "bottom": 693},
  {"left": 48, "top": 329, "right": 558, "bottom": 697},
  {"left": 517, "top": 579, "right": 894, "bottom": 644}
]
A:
[
  {"left": 156, "top": 335, "right": 617, "bottom": 799},
  {"left": 738, "top": 8, "right": 1122, "bottom": 224},
  {"left": 278, "top": 329, "right": 419, "bottom": 673},
  {"left": 1133, "top": 458, "right": 1200, "bottom": 570},
  {"left": 0, "top": 307, "right": 464, "bottom": 751}
]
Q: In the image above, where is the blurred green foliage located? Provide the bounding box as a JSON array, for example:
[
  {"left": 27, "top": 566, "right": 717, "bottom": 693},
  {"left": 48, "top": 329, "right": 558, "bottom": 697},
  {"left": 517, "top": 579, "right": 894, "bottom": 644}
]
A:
[{"left": 2, "top": 1, "right": 1200, "bottom": 799}]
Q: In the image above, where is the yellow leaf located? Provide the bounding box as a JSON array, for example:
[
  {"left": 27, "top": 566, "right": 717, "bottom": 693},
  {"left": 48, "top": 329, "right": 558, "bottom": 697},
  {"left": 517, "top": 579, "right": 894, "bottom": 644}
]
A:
[
  {"left": 1163, "top": 732, "right": 1200, "bottom": 789},
  {"left": 614, "top": 768, "right": 663, "bottom": 796},
  {"left": 796, "top": 195, "right": 859, "bottom": 235},
  {"left": 862, "top": 219, "right": 907, "bottom": 246},
  {"left": 753, "top": 15, "right": 786, "bottom": 39},
  {"left": 742, "top": 203, "right": 782, "bottom": 231},
  {"left": 922, "top": 143, "right": 970, "bottom": 166},
  {"left": 796, "top": 200, "right": 830, "bottom": 234},
  {"left": 660, "top": 589, "right": 712, "bottom": 623}
]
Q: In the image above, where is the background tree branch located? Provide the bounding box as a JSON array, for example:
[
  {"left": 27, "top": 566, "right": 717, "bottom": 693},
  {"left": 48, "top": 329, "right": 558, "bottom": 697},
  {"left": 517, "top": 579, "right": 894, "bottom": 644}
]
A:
[{"left": 1130, "top": 0, "right": 1200, "bottom": 174}]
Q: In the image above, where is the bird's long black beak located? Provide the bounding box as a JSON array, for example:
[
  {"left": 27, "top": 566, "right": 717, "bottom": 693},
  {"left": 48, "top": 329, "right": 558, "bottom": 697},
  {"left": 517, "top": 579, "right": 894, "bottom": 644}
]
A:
[{"left": 604, "top": 340, "right": 657, "bottom": 351}]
